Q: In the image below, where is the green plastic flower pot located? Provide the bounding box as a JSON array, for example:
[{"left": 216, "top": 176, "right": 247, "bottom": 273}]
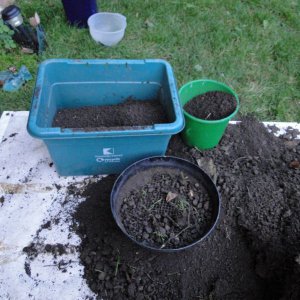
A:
[{"left": 179, "top": 79, "right": 239, "bottom": 150}]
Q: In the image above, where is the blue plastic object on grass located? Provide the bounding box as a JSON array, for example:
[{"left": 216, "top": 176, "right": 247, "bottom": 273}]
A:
[
  {"left": 36, "top": 25, "right": 47, "bottom": 55},
  {"left": 27, "top": 59, "right": 184, "bottom": 176},
  {"left": 1, "top": 66, "right": 32, "bottom": 92},
  {"left": 61, "top": 0, "right": 97, "bottom": 28}
]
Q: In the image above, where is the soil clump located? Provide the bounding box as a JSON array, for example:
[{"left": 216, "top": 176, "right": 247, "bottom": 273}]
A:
[{"left": 183, "top": 91, "right": 237, "bottom": 120}]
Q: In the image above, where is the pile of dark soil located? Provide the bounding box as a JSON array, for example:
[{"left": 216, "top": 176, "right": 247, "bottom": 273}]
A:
[
  {"left": 72, "top": 117, "right": 300, "bottom": 300},
  {"left": 184, "top": 91, "right": 237, "bottom": 120},
  {"left": 52, "top": 99, "right": 168, "bottom": 129},
  {"left": 119, "top": 170, "right": 213, "bottom": 249}
]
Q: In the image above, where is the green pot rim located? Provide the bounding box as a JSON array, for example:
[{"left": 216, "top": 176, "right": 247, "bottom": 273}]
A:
[{"left": 180, "top": 79, "right": 240, "bottom": 124}]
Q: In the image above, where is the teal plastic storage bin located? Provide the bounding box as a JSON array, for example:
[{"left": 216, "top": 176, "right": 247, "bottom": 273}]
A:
[{"left": 27, "top": 59, "right": 184, "bottom": 176}]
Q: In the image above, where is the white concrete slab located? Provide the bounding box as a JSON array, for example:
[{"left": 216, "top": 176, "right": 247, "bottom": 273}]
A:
[
  {"left": 0, "top": 111, "right": 96, "bottom": 300},
  {"left": 0, "top": 111, "right": 299, "bottom": 299}
]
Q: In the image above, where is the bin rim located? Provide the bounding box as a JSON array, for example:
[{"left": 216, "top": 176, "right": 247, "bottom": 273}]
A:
[
  {"left": 110, "top": 155, "right": 221, "bottom": 252},
  {"left": 27, "top": 59, "right": 185, "bottom": 139}
]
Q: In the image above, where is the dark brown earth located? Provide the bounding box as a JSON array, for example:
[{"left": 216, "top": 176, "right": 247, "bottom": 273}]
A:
[
  {"left": 52, "top": 99, "right": 168, "bottom": 129},
  {"left": 23, "top": 242, "right": 69, "bottom": 259},
  {"left": 119, "top": 169, "right": 213, "bottom": 249},
  {"left": 72, "top": 117, "right": 300, "bottom": 300},
  {"left": 183, "top": 91, "right": 237, "bottom": 120}
]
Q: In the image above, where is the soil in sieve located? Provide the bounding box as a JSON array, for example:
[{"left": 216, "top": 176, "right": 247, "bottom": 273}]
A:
[
  {"left": 71, "top": 117, "right": 300, "bottom": 300},
  {"left": 119, "top": 169, "right": 214, "bottom": 250},
  {"left": 52, "top": 99, "right": 168, "bottom": 129},
  {"left": 183, "top": 91, "right": 237, "bottom": 120}
]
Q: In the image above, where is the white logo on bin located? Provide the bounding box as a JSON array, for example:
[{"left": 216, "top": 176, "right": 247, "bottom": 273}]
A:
[
  {"left": 95, "top": 147, "right": 123, "bottom": 163},
  {"left": 103, "top": 148, "right": 114, "bottom": 155}
]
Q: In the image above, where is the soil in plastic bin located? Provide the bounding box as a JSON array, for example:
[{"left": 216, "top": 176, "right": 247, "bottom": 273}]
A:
[
  {"left": 119, "top": 169, "right": 213, "bottom": 249},
  {"left": 71, "top": 117, "right": 300, "bottom": 300},
  {"left": 52, "top": 98, "right": 168, "bottom": 129},
  {"left": 183, "top": 91, "right": 237, "bottom": 120}
]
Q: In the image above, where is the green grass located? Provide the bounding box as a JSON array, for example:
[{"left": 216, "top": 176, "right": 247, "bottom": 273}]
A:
[{"left": 0, "top": 0, "right": 299, "bottom": 121}]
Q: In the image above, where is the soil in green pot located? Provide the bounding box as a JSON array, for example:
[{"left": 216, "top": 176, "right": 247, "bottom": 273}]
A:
[{"left": 184, "top": 91, "right": 237, "bottom": 120}]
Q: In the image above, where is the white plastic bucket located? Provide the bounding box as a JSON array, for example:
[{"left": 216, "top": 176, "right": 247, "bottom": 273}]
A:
[{"left": 87, "top": 12, "right": 127, "bottom": 46}]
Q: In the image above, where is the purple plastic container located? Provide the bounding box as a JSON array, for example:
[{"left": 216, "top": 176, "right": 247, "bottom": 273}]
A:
[{"left": 61, "top": 0, "right": 97, "bottom": 28}]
